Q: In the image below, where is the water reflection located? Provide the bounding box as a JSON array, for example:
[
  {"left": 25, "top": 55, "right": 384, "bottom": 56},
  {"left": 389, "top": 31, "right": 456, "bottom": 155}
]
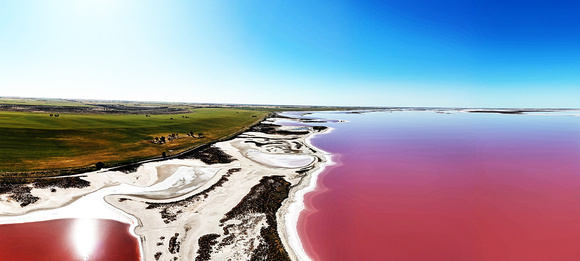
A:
[
  {"left": 0, "top": 218, "right": 139, "bottom": 261},
  {"left": 72, "top": 218, "right": 98, "bottom": 260}
]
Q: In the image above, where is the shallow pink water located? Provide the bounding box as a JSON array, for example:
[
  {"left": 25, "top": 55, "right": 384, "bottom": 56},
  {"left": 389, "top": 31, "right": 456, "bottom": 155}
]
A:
[
  {"left": 299, "top": 111, "right": 580, "bottom": 261},
  {"left": 0, "top": 218, "right": 140, "bottom": 261}
]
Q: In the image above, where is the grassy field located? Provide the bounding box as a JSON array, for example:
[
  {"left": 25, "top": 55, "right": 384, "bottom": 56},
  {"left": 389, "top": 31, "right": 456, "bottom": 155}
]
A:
[
  {"left": 0, "top": 98, "right": 93, "bottom": 107},
  {"left": 0, "top": 108, "right": 268, "bottom": 174}
]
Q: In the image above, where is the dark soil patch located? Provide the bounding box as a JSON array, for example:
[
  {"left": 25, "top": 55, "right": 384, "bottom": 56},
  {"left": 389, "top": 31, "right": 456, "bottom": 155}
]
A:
[
  {"left": 195, "top": 234, "right": 220, "bottom": 261},
  {"left": 177, "top": 145, "right": 234, "bottom": 164},
  {"left": 110, "top": 163, "right": 142, "bottom": 174},
  {"left": 168, "top": 233, "right": 181, "bottom": 254},
  {"left": 221, "top": 176, "right": 292, "bottom": 261},
  {"left": 0, "top": 176, "right": 90, "bottom": 207}
]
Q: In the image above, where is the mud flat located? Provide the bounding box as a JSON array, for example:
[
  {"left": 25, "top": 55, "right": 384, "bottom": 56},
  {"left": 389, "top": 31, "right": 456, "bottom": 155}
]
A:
[{"left": 0, "top": 115, "right": 333, "bottom": 261}]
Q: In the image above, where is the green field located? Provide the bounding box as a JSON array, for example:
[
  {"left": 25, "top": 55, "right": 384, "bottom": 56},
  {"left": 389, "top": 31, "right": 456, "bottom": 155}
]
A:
[
  {"left": 0, "top": 108, "right": 268, "bottom": 174},
  {"left": 0, "top": 98, "right": 93, "bottom": 107}
]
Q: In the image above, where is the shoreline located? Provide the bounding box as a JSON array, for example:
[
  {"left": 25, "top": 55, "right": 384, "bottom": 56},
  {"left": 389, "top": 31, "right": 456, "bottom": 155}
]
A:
[
  {"left": 279, "top": 126, "right": 336, "bottom": 261},
  {"left": 0, "top": 113, "right": 337, "bottom": 261}
]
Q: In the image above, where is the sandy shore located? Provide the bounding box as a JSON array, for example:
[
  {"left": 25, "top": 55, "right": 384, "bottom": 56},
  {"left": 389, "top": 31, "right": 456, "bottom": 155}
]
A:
[
  {"left": 280, "top": 127, "right": 335, "bottom": 261},
  {"left": 0, "top": 115, "right": 334, "bottom": 261}
]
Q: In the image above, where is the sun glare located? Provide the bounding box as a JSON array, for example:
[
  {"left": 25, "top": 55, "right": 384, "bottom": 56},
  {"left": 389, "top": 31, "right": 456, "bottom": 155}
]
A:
[{"left": 72, "top": 218, "right": 98, "bottom": 260}]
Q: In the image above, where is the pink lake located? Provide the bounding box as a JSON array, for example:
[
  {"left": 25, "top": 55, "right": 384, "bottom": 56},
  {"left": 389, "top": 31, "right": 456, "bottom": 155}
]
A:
[
  {"left": 299, "top": 111, "right": 580, "bottom": 261},
  {"left": 0, "top": 218, "right": 140, "bottom": 261}
]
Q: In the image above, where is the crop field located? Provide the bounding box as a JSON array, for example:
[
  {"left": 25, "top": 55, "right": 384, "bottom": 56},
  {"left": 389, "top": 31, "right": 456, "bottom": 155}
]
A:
[{"left": 0, "top": 108, "right": 268, "bottom": 174}]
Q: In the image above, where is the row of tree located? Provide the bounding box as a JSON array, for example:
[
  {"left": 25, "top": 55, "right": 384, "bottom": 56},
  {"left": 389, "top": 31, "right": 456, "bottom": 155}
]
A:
[
  {"left": 152, "top": 132, "right": 204, "bottom": 145},
  {"left": 187, "top": 131, "right": 204, "bottom": 138}
]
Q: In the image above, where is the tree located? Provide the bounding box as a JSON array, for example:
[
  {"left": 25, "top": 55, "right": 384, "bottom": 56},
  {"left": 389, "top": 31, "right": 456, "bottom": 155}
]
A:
[{"left": 95, "top": 162, "right": 105, "bottom": 169}]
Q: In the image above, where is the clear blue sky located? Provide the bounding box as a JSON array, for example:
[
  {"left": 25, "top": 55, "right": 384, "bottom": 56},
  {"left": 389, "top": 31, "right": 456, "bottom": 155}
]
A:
[{"left": 1, "top": 0, "right": 579, "bottom": 107}]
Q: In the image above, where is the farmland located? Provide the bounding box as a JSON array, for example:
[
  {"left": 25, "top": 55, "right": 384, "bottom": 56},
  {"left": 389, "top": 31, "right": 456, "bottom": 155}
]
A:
[{"left": 0, "top": 107, "right": 268, "bottom": 175}]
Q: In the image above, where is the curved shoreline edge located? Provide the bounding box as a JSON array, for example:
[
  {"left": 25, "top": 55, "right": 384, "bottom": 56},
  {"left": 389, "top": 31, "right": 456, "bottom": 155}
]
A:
[{"left": 280, "top": 126, "right": 336, "bottom": 261}]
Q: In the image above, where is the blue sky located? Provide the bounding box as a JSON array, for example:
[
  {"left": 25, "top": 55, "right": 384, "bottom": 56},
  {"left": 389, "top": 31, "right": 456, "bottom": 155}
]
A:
[{"left": 0, "top": 0, "right": 579, "bottom": 107}]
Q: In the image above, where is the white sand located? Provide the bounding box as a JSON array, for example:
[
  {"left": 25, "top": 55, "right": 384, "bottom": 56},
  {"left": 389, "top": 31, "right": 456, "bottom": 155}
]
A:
[{"left": 246, "top": 149, "right": 315, "bottom": 168}]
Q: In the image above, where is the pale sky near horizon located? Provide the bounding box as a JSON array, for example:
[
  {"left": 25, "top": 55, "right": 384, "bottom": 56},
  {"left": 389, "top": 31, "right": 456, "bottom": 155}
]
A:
[{"left": 1, "top": 0, "right": 579, "bottom": 107}]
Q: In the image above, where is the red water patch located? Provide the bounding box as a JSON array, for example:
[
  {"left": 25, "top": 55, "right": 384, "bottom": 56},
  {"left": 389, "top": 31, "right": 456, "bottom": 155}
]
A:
[
  {"left": 299, "top": 112, "right": 580, "bottom": 261},
  {"left": 0, "top": 219, "right": 140, "bottom": 261}
]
